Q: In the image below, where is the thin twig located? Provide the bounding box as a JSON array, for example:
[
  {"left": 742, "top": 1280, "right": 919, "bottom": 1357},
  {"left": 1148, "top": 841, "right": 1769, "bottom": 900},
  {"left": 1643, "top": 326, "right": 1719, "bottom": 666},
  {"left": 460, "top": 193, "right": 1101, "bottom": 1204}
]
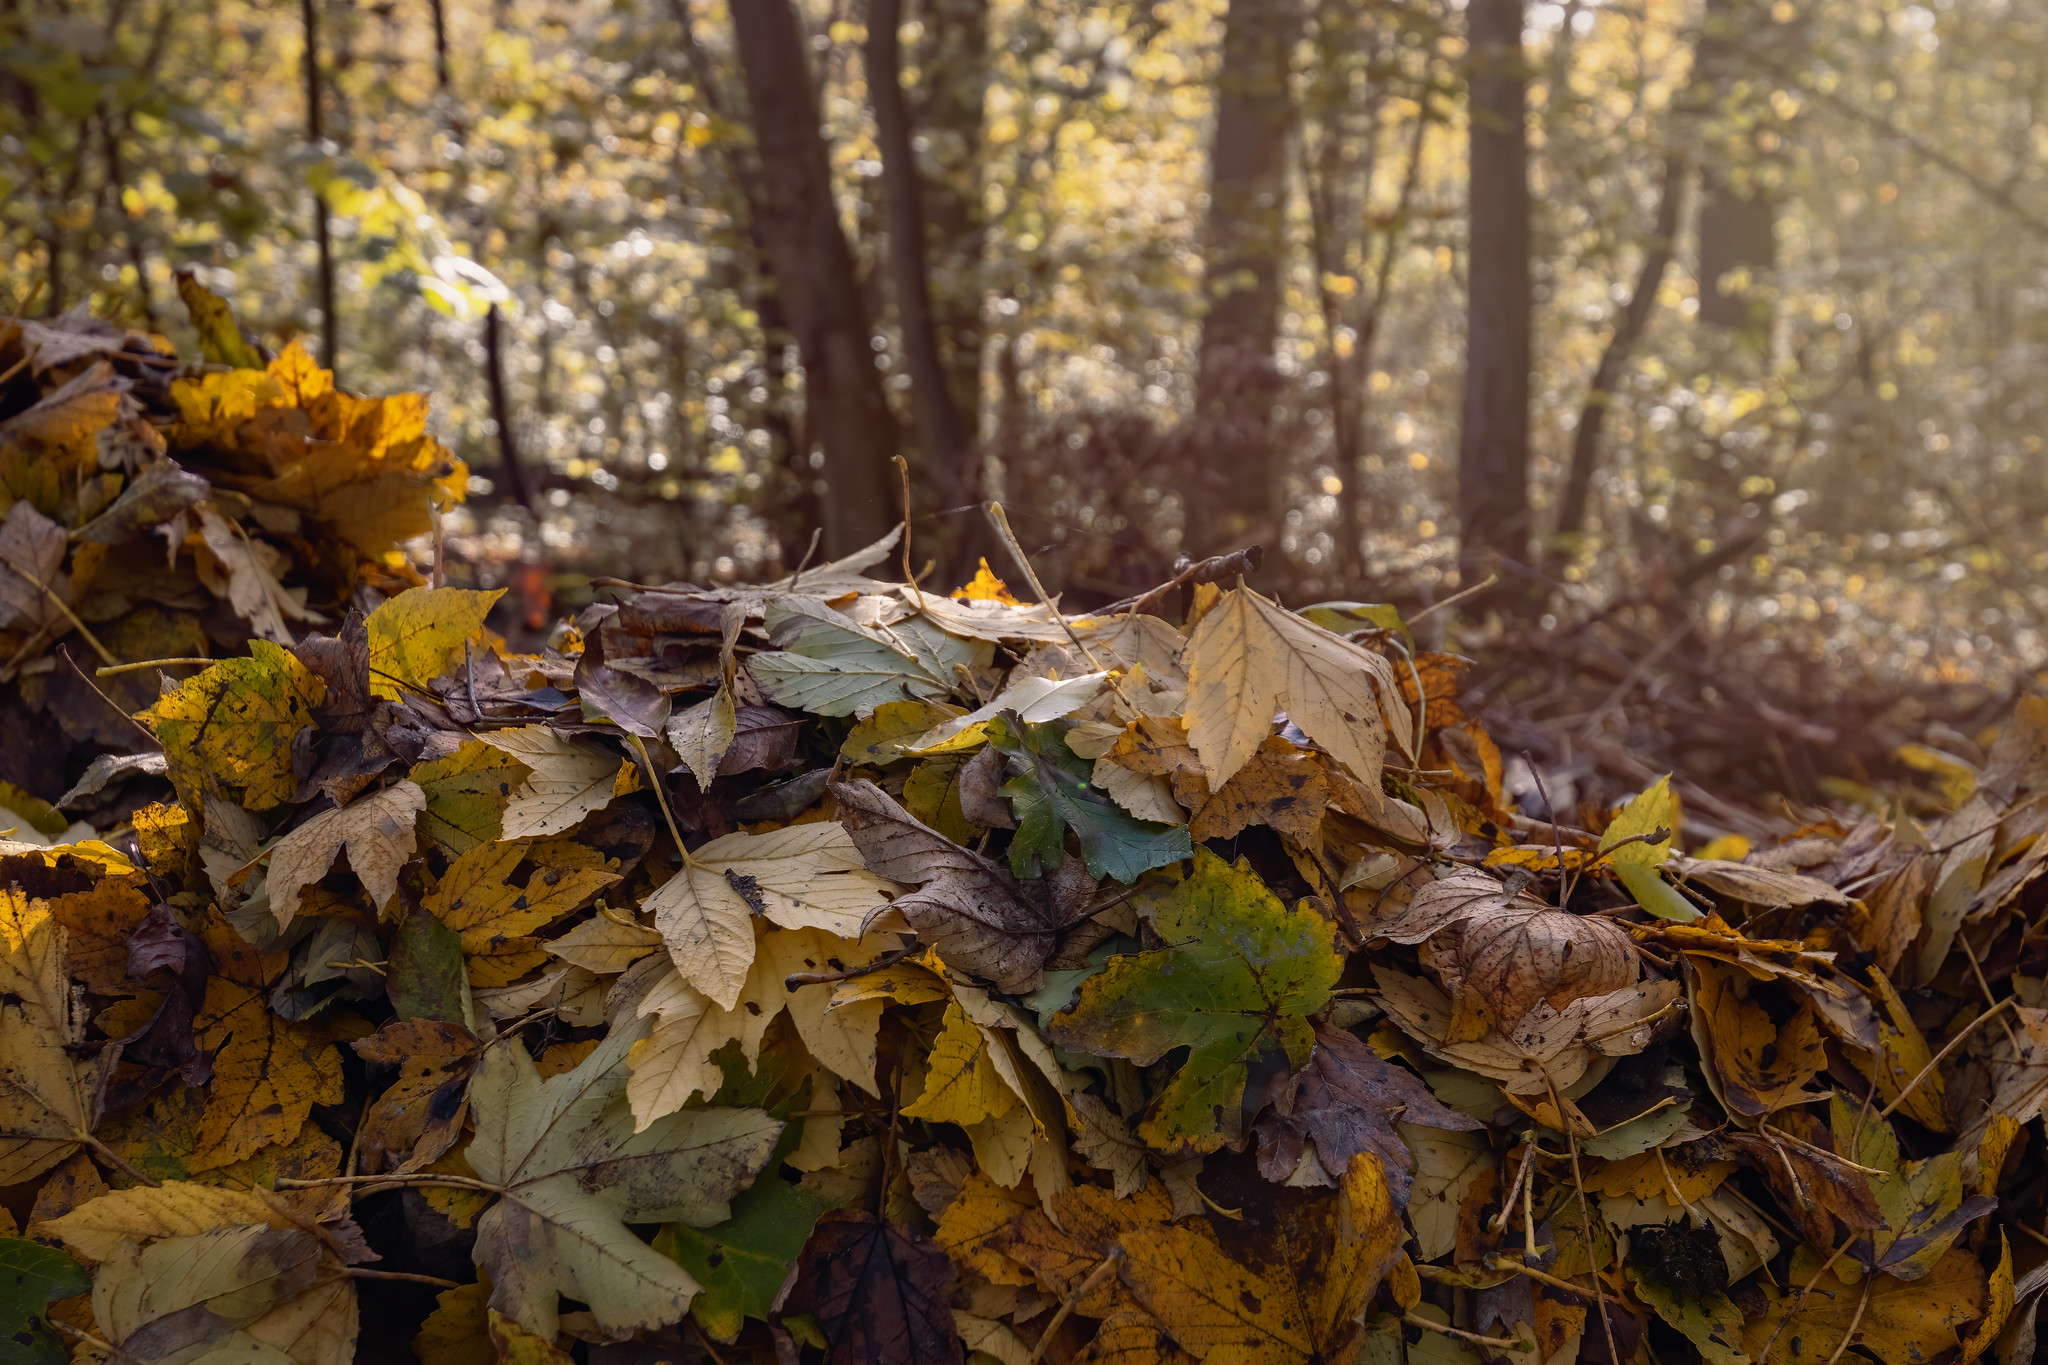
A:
[
  {"left": 1879, "top": 995, "right": 2015, "bottom": 1120},
  {"left": 785, "top": 944, "right": 917, "bottom": 990},
  {"left": 96, "top": 656, "right": 216, "bottom": 677},
  {"left": 1407, "top": 572, "right": 1500, "bottom": 625},
  {"left": 1821, "top": 1278, "right": 1874, "bottom": 1365},
  {"left": 350, "top": 1268, "right": 466, "bottom": 1289},
  {"left": 1404, "top": 1315, "right": 1526, "bottom": 1350},
  {"left": 58, "top": 647, "right": 160, "bottom": 748},
  {"left": 1545, "top": 1064, "right": 1622, "bottom": 1365},
  {"left": 1030, "top": 1249, "right": 1125, "bottom": 1364},
  {"left": 10, "top": 566, "right": 117, "bottom": 666}
]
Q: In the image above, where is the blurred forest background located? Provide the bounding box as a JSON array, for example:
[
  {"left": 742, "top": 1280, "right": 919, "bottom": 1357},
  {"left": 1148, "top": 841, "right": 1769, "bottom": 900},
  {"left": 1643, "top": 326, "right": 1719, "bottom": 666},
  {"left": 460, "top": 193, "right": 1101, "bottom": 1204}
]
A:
[{"left": 7, "top": 0, "right": 2047, "bottom": 798}]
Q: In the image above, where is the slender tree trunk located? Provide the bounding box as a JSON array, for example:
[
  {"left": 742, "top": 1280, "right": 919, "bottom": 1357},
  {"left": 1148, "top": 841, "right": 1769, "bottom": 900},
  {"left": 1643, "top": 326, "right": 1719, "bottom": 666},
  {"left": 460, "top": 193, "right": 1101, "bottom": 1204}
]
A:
[
  {"left": 1187, "top": 0, "right": 1298, "bottom": 556},
  {"left": 430, "top": 0, "right": 451, "bottom": 93},
  {"left": 1554, "top": 152, "right": 1684, "bottom": 547},
  {"left": 301, "top": 0, "right": 338, "bottom": 373},
  {"left": 915, "top": 0, "right": 989, "bottom": 444},
  {"left": 1338, "top": 108, "right": 1428, "bottom": 586},
  {"left": 868, "top": 0, "right": 969, "bottom": 510},
  {"left": 731, "top": 0, "right": 897, "bottom": 554},
  {"left": 1456, "top": 0, "right": 1531, "bottom": 582},
  {"left": 483, "top": 305, "right": 535, "bottom": 511}
]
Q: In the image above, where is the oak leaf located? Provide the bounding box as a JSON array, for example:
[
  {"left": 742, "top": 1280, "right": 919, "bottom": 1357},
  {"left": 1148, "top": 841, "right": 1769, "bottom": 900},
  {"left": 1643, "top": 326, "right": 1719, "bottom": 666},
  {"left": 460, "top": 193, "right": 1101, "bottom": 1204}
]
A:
[{"left": 1109, "top": 718, "right": 1331, "bottom": 846}]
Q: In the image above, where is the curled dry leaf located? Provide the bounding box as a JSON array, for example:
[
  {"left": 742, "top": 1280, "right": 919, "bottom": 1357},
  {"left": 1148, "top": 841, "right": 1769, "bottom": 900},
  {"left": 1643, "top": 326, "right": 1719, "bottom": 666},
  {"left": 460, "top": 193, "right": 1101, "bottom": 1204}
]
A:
[
  {"left": 1371, "top": 867, "right": 1639, "bottom": 1029},
  {"left": 832, "top": 778, "right": 1075, "bottom": 993}
]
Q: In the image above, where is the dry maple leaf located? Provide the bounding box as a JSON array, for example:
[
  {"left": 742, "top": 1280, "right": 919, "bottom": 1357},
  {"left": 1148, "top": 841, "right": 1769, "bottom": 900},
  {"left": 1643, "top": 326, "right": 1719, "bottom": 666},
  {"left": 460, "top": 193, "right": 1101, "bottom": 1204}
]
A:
[
  {"left": 784, "top": 1210, "right": 963, "bottom": 1365},
  {"left": 0, "top": 890, "right": 112, "bottom": 1184},
  {"left": 1254, "top": 1021, "right": 1483, "bottom": 1202},
  {"left": 265, "top": 779, "right": 425, "bottom": 927}
]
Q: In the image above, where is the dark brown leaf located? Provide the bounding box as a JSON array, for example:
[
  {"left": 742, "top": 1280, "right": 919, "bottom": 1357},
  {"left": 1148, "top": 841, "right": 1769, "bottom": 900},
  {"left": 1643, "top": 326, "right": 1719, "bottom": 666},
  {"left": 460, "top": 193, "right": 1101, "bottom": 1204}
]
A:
[
  {"left": 1255, "top": 1022, "right": 1481, "bottom": 1204},
  {"left": 832, "top": 778, "right": 1072, "bottom": 993},
  {"left": 783, "top": 1211, "right": 962, "bottom": 1365}
]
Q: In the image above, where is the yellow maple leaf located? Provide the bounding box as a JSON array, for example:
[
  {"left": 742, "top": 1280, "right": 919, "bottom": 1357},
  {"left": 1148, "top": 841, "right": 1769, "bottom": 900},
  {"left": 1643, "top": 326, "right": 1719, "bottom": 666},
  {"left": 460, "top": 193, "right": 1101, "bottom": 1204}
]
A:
[
  {"left": 424, "top": 838, "right": 621, "bottom": 988},
  {"left": 415, "top": 1275, "right": 495, "bottom": 1365},
  {"left": 950, "top": 558, "right": 1021, "bottom": 604},
  {"left": 366, "top": 586, "right": 507, "bottom": 700},
  {"left": 0, "top": 890, "right": 105, "bottom": 1184},
  {"left": 903, "top": 1000, "right": 1022, "bottom": 1127},
  {"left": 189, "top": 977, "right": 345, "bottom": 1169},
  {"left": 139, "top": 641, "right": 325, "bottom": 811}
]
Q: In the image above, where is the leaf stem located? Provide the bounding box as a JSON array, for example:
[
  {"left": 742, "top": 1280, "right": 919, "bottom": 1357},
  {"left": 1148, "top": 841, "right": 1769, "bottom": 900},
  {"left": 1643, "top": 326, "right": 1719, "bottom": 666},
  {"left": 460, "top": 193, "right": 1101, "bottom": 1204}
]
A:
[
  {"left": 626, "top": 731, "right": 696, "bottom": 871},
  {"left": 350, "top": 1267, "right": 467, "bottom": 1289},
  {"left": 276, "top": 1172, "right": 505, "bottom": 1195},
  {"left": 1030, "top": 1249, "right": 1124, "bottom": 1364}
]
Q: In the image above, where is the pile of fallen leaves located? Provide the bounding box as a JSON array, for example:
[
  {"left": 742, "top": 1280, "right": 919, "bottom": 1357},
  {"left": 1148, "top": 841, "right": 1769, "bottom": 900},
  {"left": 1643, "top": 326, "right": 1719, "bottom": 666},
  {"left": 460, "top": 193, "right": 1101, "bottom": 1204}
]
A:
[
  {"left": 0, "top": 274, "right": 464, "bottom": 835},
  {"left": 7, "top": 312, "right": 2048, "bottom": 1365}
]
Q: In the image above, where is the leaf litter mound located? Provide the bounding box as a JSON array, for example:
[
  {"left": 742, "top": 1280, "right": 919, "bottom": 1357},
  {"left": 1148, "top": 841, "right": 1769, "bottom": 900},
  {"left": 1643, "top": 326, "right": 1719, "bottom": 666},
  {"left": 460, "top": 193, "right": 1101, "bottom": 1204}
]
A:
[{"left": 3, "top": 293, "right": 2048, "bottom": 1365}]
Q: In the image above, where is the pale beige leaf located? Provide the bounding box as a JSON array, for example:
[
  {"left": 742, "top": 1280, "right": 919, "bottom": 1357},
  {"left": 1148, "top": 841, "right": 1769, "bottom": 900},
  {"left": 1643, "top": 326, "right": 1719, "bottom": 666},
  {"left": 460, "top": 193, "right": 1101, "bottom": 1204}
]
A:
[
  {"left": 265, "top": 780, "right": 424, "bottom": 927},
  {"left": 196, "top": 506, "right": 319, "bottom": 644},
  {"left": 1183, "top": 586, "right": 1409, "bottom": 791},
  {"left": 545, "top": 913, "right": 663, "bottom": 974},
  {"left": 666, "top": 687, "right": 737, "bottom": 788},
  {"left": 93, "top": 1223, "right": 359, "bottom": 1365},
  {"left": 1091, "top": 757, "right": 1186, "bottom": 824},
  {"left": 647, "top": 862, "right": 758, "bottom": 1011},
  {"left": 479, "top": 726, "right": 623, "bottom": 838}
]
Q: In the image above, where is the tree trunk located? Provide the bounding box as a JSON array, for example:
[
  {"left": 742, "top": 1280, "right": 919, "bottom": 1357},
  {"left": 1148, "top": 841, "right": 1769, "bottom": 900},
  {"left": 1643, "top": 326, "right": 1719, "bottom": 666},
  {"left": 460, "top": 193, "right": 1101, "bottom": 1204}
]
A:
[
  {"left": 731, "top": 0, "right": 898, "bottom": 555},
  {"left": 1186, "top": 0, "right": 1297, "bottom": 556},
  {"left": 1554, "top": 152, "right": 1685, "bottom": 546},
  {"left": 915, "top": 0, "right": 989, "bottom": 445},
  {"left": 301, "top": 0, "right": 337, "bottom": 373},
  {"left": 1456, "top": 0, "right": 1532, "bottom": 582},
  {"left": 868, "top": 0, "right": 970, "bottom": 514}
]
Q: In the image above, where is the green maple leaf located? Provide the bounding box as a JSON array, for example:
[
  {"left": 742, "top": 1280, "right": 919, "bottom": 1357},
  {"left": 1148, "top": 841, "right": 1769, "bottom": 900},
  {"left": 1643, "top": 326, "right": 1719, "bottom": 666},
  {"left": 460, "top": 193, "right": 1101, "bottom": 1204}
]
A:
[
  {"left": 1048, "top": 847, "right": 1340, "bottom": 1154},
  {"left": 988, "top": 711, "right": 1189, "bottom": 884},
  {"left": 0, "top": 1238, "right": 89, "bottom": 1365}
]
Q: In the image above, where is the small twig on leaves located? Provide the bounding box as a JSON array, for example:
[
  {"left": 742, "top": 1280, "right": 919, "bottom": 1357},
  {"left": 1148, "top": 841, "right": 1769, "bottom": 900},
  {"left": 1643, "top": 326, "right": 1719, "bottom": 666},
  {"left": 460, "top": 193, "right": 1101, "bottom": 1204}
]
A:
[
  {"left": 984, "top": 501, "right": 1105, "bottom": 671},
  {"left": 894, "top": 456, "right": 926, "bottom": 614},
  {"left": 685, "top": 1315, "right": 734, "bottom": 1365},
  {"left": 1879, "top": 994, "right": 2016, "bottom": 1120},
  {"left": 95, "top": 656, "right": 216, "bottom": 677},
  {"left": 86, "top": 1134, "right": 162, "bottom": 1188},
  {"left": 58, "top": 647, "right": 160, "bottom": 748},
  {"left": 1030, "top": 1248, "right": 1125, "bottom": 1364},
  {"left": 9, "top": 566, "right": 117, "bottom": 666},
  {"left": 781, "top": 526, "right": 824, "bottom": 590},
  {"left": 50, "top": 1321, "right": 116, "bottom": 1353},
  {"left": 350, "top": 1268, "right": 466, "bottom": 1289},
  {"left": 1543, "top": 1064, "right": 1623, "bottom": 1365},
  {"left": 785, "top": 944, "right": 917, "bottom": 990},
  {"left": 1096, "top": 544, "right": 1264, "bottom": 616},
  {"left": 1822, "top": 1279, "right": 1874, "bottom": 1365},
  {"left": 1403, "top": 1315, "right": 1528, "bottom": 1350}
]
